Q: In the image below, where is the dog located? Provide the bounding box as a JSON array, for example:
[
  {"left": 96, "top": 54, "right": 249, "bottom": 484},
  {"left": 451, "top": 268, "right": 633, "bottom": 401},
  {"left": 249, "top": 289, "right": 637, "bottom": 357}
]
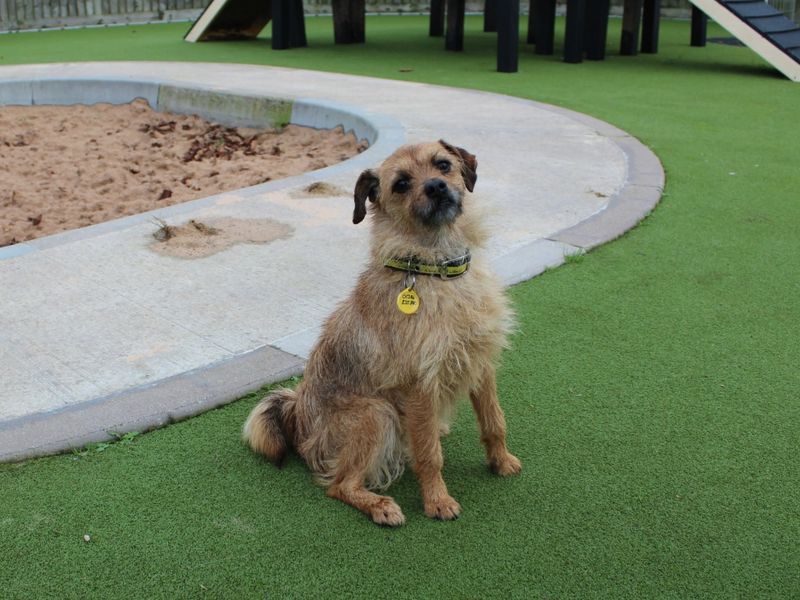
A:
[{"left": 243, "top": 140, "right": 521, "bottom": 526}]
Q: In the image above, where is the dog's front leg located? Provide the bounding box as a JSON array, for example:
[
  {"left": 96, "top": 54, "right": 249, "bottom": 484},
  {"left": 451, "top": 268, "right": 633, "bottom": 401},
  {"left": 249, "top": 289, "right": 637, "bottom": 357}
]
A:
[
  {"left": 406, "top": 397, "right": 461, "bottom": 520},
  {"left": 470, "top": 369, "right": 522, "bottom": 476}
]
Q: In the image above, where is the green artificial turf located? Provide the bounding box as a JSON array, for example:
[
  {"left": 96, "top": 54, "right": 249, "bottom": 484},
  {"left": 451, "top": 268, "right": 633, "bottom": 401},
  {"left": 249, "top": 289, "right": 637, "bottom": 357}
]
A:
[{"left": 2, "top": 15, "right": 800, "bottom": 599}]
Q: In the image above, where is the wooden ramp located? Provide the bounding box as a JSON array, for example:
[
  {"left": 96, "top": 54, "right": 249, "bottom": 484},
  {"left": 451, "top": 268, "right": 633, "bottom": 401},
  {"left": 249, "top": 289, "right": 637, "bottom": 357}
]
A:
[
  {"left": 691, "top": 0, "right": 800, "bottom": 81},
  {"left": 184, "top": 0, "right": 305, "bottom": 49},
  {"left": 184, "top": 0, "right": 271, "bottom": 42}
]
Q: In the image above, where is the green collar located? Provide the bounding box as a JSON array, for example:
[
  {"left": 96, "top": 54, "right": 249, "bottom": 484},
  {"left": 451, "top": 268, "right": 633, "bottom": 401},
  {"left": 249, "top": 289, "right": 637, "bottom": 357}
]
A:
[{"left": 384, "top": 251, "right": 471, "bottom": 279}]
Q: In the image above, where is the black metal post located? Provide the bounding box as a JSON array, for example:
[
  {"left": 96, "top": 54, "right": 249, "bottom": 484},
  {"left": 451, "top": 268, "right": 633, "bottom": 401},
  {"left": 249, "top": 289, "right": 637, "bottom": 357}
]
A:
[
  {"left": 691, "top": 5, "right": 708, "bottom": 47},
  {"left": 430, "top": 0, "right": 445, "bottom": 36},
  {"left": 564, "top": 0, "right": 586, "bottom": 63},
  {"left": 445, "top": 0, "right": 465, "bottom": 50},
  {"left": 584, "top": 0, "right": 609, "bottom": 60},
  {"left": 289, "top": 0, "right": 307, "bottom": 47},
  {"left": 532, "top": 0, "right": 555, "bottom": 55},
  {"left": 332, "top": 0, "right": 366, "bottom": 44},
  {"left": 485, "top": 0, "right": 497, "bottom": 32},
  {"left": 620, "top": 0, "right": 642, "bottom": 55},
  {"left": 641, "top": 0, "right": 660, "bottom": 53},
  {"left": 497, "top": 0, "right": 519, "bottom": 72},
  {"left": 527, "top": 0, "right": 535, "bottom": 43},
  {"left": 272, "top": 0, "right": 289, "bottom": 49}
]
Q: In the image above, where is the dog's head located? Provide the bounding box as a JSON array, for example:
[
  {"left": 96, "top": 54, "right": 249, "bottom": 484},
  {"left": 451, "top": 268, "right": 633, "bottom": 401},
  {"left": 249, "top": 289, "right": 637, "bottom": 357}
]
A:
[{"left": 353, "top": 140, "right": 477, "bottom": 228}]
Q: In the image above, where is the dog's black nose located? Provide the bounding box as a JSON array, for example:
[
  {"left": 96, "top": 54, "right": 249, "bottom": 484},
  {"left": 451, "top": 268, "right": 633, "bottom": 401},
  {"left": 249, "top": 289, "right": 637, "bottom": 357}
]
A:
[{"left": 424, "top": 178, "right": 449, "bottom": 198}]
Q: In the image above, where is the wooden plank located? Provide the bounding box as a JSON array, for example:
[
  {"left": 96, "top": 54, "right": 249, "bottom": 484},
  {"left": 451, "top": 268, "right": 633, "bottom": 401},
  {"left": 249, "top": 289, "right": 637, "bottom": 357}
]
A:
[
  {"left": 750, "top": 15, "right": 798, "bottom": 34},
  {"left": 724, "top": 1, "right": 781, "bottom": 19}
]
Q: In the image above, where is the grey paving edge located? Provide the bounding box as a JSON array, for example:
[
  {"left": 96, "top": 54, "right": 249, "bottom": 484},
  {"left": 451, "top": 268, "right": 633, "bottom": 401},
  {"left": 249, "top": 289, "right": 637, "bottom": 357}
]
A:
[
  {"left": 446, "top": 87, "right": 666, "bottom": 251},
  {"left": 545, "top": 108, "right": 666, "bottom": 250},
  {"left": 0, "top": 345, "right": 305, "bottom": 463},
  {"left": 0, "top": 76, "right": 664, "bottom": 463}
]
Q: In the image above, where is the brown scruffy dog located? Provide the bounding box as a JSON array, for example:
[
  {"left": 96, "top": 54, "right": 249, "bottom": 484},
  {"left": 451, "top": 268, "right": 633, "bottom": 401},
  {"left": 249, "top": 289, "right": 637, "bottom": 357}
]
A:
[{"left": 243, "top": 140, "right": 521, "bottom": 526}]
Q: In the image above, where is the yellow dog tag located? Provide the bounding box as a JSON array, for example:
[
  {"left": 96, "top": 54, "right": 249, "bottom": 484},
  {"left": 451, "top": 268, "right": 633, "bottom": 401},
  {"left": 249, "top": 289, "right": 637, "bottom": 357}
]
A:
[{"left": 396, "top": 287, "right": 420, "bottom": 315}]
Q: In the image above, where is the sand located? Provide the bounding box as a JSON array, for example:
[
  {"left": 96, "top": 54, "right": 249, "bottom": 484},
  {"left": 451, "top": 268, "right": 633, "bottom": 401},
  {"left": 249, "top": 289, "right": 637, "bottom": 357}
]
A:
[
  {"left": 149, "top": 217, "right": 295, "bottom": 259},
  {"left": 0, "top": 100, "right": 367, "bottom": 248}
]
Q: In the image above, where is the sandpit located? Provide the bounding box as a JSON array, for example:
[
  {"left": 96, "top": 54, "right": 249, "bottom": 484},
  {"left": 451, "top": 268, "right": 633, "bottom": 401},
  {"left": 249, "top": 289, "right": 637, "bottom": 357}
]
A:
[{"left": 0, "top": 99, "right": 367, "bottom": 248}]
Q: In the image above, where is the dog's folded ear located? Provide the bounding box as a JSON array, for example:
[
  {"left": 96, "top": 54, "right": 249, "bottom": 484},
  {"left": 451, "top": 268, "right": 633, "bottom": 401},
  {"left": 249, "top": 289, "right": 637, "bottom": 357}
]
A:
[
  {"left": 439, "top": 140, "right": 478, "bottom": 193},
  {"left": 353, "top": 169, "right": 380, "bottom": 224}
]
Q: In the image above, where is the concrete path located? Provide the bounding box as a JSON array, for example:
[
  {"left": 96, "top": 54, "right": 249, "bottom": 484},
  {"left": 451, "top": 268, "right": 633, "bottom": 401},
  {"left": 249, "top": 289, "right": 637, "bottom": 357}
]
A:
[{"left": 0, "top": 62, "right": 664, "bottom": 462}]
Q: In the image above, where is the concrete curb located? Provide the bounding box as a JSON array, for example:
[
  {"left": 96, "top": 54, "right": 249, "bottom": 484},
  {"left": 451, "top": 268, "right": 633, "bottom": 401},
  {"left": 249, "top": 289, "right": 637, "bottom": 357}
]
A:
[{"left": 0, "top": 346, "right": 305, "bottom": 463}]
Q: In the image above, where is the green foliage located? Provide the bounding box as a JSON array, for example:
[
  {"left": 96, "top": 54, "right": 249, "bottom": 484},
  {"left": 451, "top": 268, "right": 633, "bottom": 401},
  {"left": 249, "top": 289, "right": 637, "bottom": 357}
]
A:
[{"left": 71, "top": 431, "right": 142, "bottom": 457}]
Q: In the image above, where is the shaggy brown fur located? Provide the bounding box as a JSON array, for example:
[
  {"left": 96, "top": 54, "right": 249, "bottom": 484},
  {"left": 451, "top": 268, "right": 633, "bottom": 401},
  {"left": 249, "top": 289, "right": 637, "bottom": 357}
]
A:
[{"left": 243, "top": 140, "right": 521, "bottom": 526}]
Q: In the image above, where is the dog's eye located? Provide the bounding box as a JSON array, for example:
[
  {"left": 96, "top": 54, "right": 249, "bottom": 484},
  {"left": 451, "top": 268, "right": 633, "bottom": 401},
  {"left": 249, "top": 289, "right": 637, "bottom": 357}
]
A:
[
  {"left": 436, "top": 160, "right": 452, "bottom": 174},
  {"left": 392, "top": 179, "right": 411, "bottom": 194}
]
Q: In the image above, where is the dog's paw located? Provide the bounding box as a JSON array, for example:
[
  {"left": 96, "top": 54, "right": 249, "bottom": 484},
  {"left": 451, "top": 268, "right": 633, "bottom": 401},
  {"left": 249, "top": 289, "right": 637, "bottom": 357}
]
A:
[
  {"left": 370, "top": 496, "right": 406, "bottom": 527},
  {"left": 424, "top": 495, "right": 462, "bottom": 521},
  {"left": 489, "top": 452, "right": 522, "bottom": 476}
]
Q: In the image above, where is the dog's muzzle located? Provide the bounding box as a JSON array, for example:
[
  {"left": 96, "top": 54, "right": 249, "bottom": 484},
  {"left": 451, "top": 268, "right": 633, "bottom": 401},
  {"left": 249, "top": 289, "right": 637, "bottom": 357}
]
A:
[
  {"left": 424, "top": 178, "right": 450, "bottom": 199},
  {"left": 417, "top": 178, "right": 462, "bottom": 227}
]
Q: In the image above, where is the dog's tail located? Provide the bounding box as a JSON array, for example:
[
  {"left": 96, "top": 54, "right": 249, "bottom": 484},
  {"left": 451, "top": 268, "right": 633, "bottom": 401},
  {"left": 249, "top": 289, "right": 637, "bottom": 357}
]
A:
[{"left": 242, "top": 388, "right": 297, "bottom": 467}]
